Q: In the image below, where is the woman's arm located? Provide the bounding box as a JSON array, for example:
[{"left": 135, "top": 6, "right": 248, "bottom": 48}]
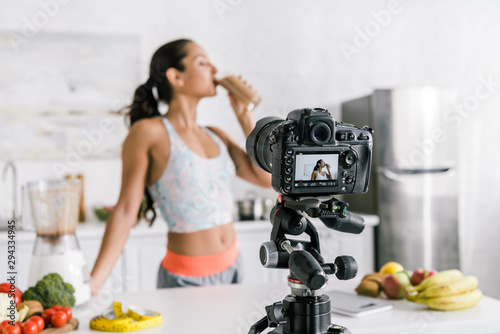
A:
[
  {"left": 325, "top": 164, "right": 333, "bottom": 180},
  {"left": 226, "top": 80, "right": 257, "bottom": 137},
  {"left": 210, "top": 86, "right": 271, "bottom": 187},
  {"left": 208, "top": 126, "right": 271, "bottom": 188},
  {"left": 209, "top": 126, "right": 271, "bottom": 187},
  {"left": 311, "top": 170, "right": 318, "bottom": 180},
  {"left": 90, "top": 120, "right": 155, "bottom": 295}
]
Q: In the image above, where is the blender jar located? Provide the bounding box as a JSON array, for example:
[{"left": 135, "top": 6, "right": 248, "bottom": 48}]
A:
[{"left": 27, "top": 178, "right": 81, "bottom": 236}]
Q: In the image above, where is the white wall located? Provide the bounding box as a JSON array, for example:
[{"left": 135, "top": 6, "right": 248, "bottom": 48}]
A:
[{"left": 1, "top": 0, "right": 499, "bottom": 298}]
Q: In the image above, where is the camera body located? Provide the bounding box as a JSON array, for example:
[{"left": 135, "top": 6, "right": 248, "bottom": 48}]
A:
[{"left": 247, "top": 107, "right": 373, "bottom": 197}]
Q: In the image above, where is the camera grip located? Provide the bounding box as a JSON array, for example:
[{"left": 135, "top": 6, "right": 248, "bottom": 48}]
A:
[
  {"left": 352, "top": 144, "right": 372, "bottom": 193},
  {"left": 320, "top": 211, "right": 365, "bottom": 234}
]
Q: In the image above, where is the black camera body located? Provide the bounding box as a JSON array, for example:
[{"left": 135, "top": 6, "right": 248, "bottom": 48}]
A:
[{"left": 247, "top": 107, "right": 373, "bottom": 197}]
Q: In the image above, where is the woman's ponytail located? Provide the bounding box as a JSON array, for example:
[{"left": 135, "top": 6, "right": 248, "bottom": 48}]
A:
[
  {"left": 313, "top": 160, "right": 322, "bottom": 171},
  {"left": 128, "top": 79, "right": 161, "bottom": 126},
  {"left": 125, "top": 39, "right": 192, "bottom": 127}
]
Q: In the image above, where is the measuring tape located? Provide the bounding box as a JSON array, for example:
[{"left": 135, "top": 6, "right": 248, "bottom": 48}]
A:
[{"left": 89, "top": 301, "right": 162, "bottom": 332}]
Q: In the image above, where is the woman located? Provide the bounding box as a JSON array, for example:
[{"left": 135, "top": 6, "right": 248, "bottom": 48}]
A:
[
  {"left": 310, "top": 159, "right": 333, "bottom": 181},
  {"left": 90, "top": 39, "right": 271, "bottom": 293}
]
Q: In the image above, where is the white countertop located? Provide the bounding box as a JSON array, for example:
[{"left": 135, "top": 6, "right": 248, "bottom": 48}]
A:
[{"left": 72, "top": 282, "right": 500, "bottom": 334}]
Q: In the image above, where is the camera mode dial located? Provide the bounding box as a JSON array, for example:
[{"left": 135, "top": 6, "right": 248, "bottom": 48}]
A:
[{"left": 341, "top": 150, "right": 357, "bottom": 168}]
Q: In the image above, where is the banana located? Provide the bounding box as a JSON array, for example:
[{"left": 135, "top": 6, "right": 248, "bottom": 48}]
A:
[
  {"left": 408, "top": 269, "right": 463, "bottom": 293},
  {"left": 419, "top": 276, "right": 478, "bottom": 298},
  {"left": 415, "top": 289, "right": 483, "bottom": 311}
]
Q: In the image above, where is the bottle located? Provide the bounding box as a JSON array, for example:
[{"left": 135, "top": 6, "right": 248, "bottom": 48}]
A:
[{"left": 217, "top": 73, "right": 261, "bottom": 111}]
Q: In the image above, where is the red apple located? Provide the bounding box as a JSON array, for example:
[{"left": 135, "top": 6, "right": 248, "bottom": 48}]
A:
[
  {"left": 410, "top": 268, "right": 438, "bottom": 286},
  {"left": 380, "top": 271, "right": 411, "bottom": 299},
  {"left": 410, "top": 269, "right": 425, "bottom": 286}
]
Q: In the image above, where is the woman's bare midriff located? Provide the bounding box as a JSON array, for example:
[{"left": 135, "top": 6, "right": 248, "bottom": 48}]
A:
[{"left": 166, "top": 222, "right": 236, "bottom": 256}]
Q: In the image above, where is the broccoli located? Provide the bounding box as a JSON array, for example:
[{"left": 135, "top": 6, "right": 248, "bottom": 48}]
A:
[{"left": 21, "top": 273, "right": 76, "bottom": 308}]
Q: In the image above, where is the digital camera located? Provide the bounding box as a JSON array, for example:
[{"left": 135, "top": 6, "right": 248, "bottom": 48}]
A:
[{"left": 246, "top": 107, "right": 373, "bottom": 197}]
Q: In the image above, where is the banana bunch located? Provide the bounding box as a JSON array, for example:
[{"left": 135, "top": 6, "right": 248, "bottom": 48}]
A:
[{"left": 406, "top": 269, "right": 482, "bottom": 311}]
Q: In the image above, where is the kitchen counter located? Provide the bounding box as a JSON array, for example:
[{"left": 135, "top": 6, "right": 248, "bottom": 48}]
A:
[{"left": 72, "top": 282, "right": 500, "bottom": 334}]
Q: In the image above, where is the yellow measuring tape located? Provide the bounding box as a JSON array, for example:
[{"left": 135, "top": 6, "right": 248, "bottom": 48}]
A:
[{"left": 89, "top": 301, "right": 162, "bottom": 332}]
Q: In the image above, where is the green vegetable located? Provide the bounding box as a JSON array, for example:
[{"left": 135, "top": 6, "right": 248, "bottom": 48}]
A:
[
  {"left": 94, "top": 205, "right": 114, "bottom": 222},
  {"left": 94, "top": 207, "right": 112, "bottom": 222},
  {"left": 21, "top": 273, "right": 75, "bottom": 308}
]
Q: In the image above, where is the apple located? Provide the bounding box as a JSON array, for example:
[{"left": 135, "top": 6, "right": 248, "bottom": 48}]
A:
[
  {"left": 380, "top": 271, "right": 411, "bottom": 299},
  {"left": 410, "top": 268, "right": 438, "bottom": 286}
]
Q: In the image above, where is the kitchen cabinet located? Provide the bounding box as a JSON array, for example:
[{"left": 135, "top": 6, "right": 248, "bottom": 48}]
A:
[
  {"left": 0, "top": 225, "right": 124, "bottom": 294},
  {"left": 0, "top": 232, "right": 32, "bottom": 291},
  {"left": 121, "top": 234, "right": 166, "bottom": 292},
  {"left": 79, "top": 237, "right": 125, "bottom": 295},
  {"left": 0, "top": 214, "right": 378, "bottom": 293}
]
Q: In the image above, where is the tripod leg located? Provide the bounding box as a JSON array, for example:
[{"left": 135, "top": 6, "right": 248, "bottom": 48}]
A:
[{"left": 248, "top": 315, "right": 269, "bottom": 334}]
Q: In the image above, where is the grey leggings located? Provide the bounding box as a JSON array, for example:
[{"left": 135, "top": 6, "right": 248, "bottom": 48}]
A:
[{"left": 157, "top": 255, "right": 243, "bottom": 288}]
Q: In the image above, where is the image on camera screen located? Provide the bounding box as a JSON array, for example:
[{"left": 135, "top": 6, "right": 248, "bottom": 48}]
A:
[{"left": 294, "top": 153, "right": 339, "bottom": 182}]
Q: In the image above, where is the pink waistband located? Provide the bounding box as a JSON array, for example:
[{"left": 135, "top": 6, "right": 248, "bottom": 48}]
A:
[{"left": 161, "top": 239, "right": 239, "bottom": 277}]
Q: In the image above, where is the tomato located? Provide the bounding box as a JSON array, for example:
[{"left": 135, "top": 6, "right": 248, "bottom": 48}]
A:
[
  {"left": 20, "top": 321, "right": 37, "bottom": 334},
  {"left": 51, "top": 311, "right": 68, "bottom": 328},
  {"left": 61, "top": 306, "right": 72, "bottom": 321},
  {"left": 26, "top": 316, "right": 44, "bottom": 332},
  {"left": 2, "top": 322, "right": 21, "bottom": 334},
  {"left": 50, "top": 305, "right": 62, "bottom": 311},
  {"left": 0, "top": 320, "right": 12, "bottom": 332},
  {"left": 0, "top": 283, "right": 23, "bottom": 296},
  {"left": 41, "top": 308, "right": 56, "bottom": 326},
  {"left": 0, "top": 283, "right": 22, "bottom": 306}
]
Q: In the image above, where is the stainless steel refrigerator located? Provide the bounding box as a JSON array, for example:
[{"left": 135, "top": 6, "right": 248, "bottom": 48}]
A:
[{"left": 341, "top": 87, "right": 459, "bottom": 271}]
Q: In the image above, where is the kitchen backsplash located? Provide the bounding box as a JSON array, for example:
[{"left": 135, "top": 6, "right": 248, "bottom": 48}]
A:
[
  {"left": 0, "top": 33, "right": 140, "bottom": 113},
  {"left": 0, "top": 112, "right": 128, "bottom": 161}
]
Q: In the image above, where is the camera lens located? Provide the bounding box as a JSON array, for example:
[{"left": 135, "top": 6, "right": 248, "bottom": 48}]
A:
[
  {"left": 246, "top": 117, "right": 283, "bottom": 172},
  {"left": 310, "top": 122, "right": 332, "bottom": 145}
]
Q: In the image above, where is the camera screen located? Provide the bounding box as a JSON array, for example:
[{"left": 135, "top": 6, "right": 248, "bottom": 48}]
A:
[{"left": 294, "top": 153, "right": 339, "bottom": 182}]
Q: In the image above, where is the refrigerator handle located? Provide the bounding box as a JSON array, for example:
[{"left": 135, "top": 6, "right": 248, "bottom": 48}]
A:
[
  {"left": 378, "top": 168, "right": 403, "bottom": 182},
  {"left": 377, "top": 167, "right": 452, "bottom": 181}
]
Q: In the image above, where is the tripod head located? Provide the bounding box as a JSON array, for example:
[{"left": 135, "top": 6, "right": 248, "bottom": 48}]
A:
[
  {"left": 260, "top": 195, "right": 365, "bottom": 291},
  {"left": 248, "top": 195, "right": 366, "bottom": 334}
]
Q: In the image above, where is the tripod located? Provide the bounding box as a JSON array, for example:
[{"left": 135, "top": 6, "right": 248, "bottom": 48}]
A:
[{"left": 248, "top": 195, "right": 365, "bottom": 334}]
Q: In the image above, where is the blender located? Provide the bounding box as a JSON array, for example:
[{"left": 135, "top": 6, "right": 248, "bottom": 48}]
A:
[{"left": 26, "top": 178, "right": 91, "bottom": 306}]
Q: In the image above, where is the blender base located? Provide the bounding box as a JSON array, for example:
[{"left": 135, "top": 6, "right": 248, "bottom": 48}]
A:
[{"left": 28, "top": 249, "right": 91, "bottom": 306}]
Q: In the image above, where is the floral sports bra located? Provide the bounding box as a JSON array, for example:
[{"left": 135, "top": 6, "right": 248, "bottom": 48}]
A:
[{"left": 148, "top": 118, "right": 236, "bottom": 233}]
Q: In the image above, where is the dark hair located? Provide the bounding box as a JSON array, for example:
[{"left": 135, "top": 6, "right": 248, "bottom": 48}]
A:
[
  {"left": 124, "top": 39, "right": 193, "bottom": 225},
  {"left": 127, "top": 38, "right": 193, "bottom": 126},
  {"left": 313, "top": 159, "right": 323, "bottom": 171}
]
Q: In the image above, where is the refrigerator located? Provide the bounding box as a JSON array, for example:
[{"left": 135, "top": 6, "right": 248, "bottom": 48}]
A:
[{"left": 341, "top": 87, "right": 459, "bottom": 271}]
